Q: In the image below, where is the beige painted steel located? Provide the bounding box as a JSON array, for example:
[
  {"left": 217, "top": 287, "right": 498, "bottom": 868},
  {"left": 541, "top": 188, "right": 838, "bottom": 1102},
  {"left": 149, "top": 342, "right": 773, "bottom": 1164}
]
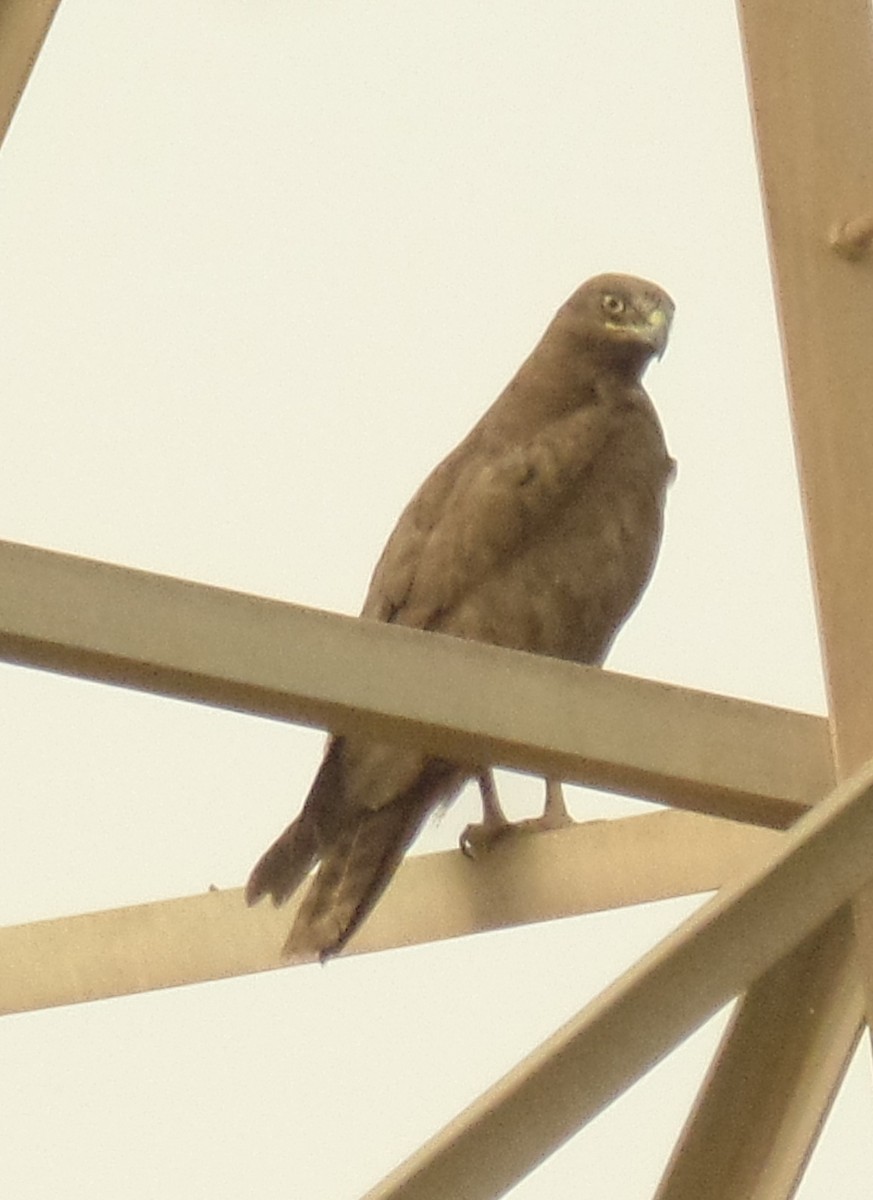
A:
[
  {"left": 363, "top": 760, "right": 873, "bottom": 1200},
  {"left": 0, "top": 8, "right": 866, "bottom": 1195},
  {"left": 655, "top": 910, "right": 864, "bottom": 1200},
  {"left": 660, "top": 3, "right": 873, "bottom": 1195},
  {"left": 0, "top": 538, "right": 832, "bottom": 826},
  {"left": 738, "top": 0, "right": 873, "bottom": 776},
  {"left": 0, "top": 811, "right": 781, "bottom": 1015},
  {"left": 0, "top": 0, "right": 62, "bottom": 149},
  {"left": 851, "top": 893, "right": 873, "bottom": 1025}
]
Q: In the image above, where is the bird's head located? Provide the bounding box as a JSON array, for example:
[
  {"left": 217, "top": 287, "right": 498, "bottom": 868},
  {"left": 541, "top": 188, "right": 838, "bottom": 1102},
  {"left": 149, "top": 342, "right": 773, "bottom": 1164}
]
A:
[{"left": 556, "top": 273, "right": 674, "bottom": 376}]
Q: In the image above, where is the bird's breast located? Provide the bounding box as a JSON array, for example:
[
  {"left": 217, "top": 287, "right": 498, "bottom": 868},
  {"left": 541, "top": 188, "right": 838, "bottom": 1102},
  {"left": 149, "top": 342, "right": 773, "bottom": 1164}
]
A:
[{"left": 444, "top": 413, "right": 672, "bottom": 665}]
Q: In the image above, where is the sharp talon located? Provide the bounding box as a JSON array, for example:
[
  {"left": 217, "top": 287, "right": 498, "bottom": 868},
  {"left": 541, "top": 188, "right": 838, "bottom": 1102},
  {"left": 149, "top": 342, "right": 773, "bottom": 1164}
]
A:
[
  {"left": 461, "top": 808, "right": 576, "bottom": 854},
  {"left": 460, "top": 820, "right": 511, "bottom": 858}
]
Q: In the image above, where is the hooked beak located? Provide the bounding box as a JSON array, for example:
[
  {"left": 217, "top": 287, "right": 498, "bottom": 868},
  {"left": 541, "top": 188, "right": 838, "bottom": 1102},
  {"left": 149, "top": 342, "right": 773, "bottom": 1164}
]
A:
[{"left": 640, "top": 303, "right": 672, "bottom": 360}]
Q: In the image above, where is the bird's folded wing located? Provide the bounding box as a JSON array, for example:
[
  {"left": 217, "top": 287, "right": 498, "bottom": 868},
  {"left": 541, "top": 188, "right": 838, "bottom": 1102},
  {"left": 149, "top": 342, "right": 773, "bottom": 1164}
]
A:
[{"left": 364, "top": 402, "right": 616, "bottom": 628}]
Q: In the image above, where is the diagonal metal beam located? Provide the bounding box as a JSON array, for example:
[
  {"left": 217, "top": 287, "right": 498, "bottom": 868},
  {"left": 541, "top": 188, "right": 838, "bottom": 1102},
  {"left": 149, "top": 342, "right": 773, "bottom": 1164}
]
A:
[
  {"left": 851, "top": 892, "right": 873, "bottom": 1030},
  {"left": 362, "top": 759, "right": 873, "bottom": 1200},
  {"left": 0, "top": 811, "right": 781, "bottom": 1015},
  {"left": 660, "top": 3, "right": 873, "bottom": 1193},
  {"left": 0, "top": 538, "right": 832, "bottom": 826},
  {"left": 654, "top": 909, "right": 864, "bottom": 1200},
  {"left": 0, "top": 0, "right": 62, "bottom": 151}
]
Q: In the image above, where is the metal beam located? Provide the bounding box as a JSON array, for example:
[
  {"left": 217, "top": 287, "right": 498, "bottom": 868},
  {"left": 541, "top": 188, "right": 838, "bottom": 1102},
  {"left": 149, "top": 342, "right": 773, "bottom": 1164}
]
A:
[
  {"left": 0, "top": 0, "right": 62, "bottom": 151},
  {"left": 363, "top": 758, "right": 873, "bottom": 1200},
  {"left": 655, "top": 3, "right": 873, "bottom": 1193},
  {"left": 738, "top": 0, "right": 873, "bottom": 774},
  {"left": 0, "top": 811, "right": 781, "bottom": 1014},
  {"left": 0, "top": 538, "right": 832, "bottom": 826},
  {"left": 655, "top": 909, "right": 864, "bottom": 1200}
]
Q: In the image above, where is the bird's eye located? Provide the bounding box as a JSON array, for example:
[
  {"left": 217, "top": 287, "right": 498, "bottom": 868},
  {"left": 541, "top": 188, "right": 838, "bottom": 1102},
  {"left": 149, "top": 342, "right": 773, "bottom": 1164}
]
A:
[{"left": 601, "top": 294, "right": 626, "bottom": 317}]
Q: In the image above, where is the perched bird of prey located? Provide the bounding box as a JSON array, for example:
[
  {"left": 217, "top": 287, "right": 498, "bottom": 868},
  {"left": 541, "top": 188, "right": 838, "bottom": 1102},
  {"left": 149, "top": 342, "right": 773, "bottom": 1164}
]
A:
[{"left": 247, "top": 273, "right": 675, "bottom": 960}]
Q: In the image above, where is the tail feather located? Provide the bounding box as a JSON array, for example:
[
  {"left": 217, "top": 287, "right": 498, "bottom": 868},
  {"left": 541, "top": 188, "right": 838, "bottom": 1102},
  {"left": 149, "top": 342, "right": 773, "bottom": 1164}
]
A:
[
  {"left": 245, "top": 812, "right": 318, "bottom": 907},
  {"left": 245, "top": 741, "right": 345, "bottom": 907},
  {"left": 285, "top": 760, "right": 465, "bottom": 961},
  {"left": 283, "top": 796, "right": 429, "bottom": 961},
  {"left": 248, "top": 735, "right": 467, "bottom": 961}
]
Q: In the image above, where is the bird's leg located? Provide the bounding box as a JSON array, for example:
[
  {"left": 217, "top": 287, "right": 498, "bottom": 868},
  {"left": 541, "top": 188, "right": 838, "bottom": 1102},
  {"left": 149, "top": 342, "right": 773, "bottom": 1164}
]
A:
[
  {"left": 460, "top": 774, "right": 575, "bottom": 858},
  {"left": 494, "top": 777, "right": 576, "bottom": 837},
  {"left": 533, "top": 778, "right": 574, "bottom": 831},
  {"left": 459, "top": 770, "right": 513, "bottom": 858}
]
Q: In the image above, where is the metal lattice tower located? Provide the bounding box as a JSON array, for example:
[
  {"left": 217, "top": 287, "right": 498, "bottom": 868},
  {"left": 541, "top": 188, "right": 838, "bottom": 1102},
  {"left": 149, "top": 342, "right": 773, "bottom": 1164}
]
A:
[{"left": 2, "top": 3, "right": 873, "bottom": 1196}]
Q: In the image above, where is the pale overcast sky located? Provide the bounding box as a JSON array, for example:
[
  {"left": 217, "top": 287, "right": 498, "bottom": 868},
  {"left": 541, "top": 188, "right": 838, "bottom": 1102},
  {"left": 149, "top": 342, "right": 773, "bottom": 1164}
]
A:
[{"left": 1, "top": 2, "right": 871, "bottom": 1197}]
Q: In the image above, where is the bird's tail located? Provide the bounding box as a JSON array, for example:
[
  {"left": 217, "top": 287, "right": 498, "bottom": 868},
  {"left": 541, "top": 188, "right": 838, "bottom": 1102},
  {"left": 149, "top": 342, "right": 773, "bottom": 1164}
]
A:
[
  {"left": 247, "top": 741, "right": 465, "bottom": 961},
  {"left": 285, "top": 757, "right": 464, "bottom": 961},
  {"left": 244, "top": 742, "right": 346, "bottom": 907},
  {"left": 281, "top": 794, "right": 430, "bottom": 961},
  {"left": 245, "top": 811, "right": 319, "bottom": 908}
]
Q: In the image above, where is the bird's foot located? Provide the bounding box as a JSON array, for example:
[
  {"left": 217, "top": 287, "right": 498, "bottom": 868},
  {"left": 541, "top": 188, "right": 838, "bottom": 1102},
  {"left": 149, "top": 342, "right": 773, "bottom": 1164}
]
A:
[
  {"left": 503, "top": 807, "right": 575, "bottom": 836},
  {"left": 515, "top": 778, "right": 576, "bottom": 835},
  {"left": 461, "top": 775, "right": 576, "bottom": 857},
  {"left": 460, "top": 807, "right": 575, "bottom": 857},
  {"left": 460, "top": 816, "right": 514, "bottom": 859},
  {"left": 462, "top": 770, "right": 514, "bottom": 858}
]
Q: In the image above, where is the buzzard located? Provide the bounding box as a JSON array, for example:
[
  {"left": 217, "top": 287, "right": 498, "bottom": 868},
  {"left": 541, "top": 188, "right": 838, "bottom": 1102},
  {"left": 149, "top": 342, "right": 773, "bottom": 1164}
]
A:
[{"left": 246, "top": 273, "right": 675, "bottom": 960}]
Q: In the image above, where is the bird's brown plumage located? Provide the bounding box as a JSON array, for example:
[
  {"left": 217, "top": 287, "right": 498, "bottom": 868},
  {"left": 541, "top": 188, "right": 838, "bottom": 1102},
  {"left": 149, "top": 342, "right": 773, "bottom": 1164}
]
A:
[{"left": 246, "top": 273, "right": 676, "bottom": 959}]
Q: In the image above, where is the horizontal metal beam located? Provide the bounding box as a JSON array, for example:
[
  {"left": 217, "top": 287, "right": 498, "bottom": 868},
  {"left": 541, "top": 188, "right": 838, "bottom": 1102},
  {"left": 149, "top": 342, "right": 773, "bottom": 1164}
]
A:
[
  {"left": 0, "top": 539, "right": 833, "bottom": 826},
  {"left": 361, "top": 757, "right": 873, "bottom": 1200},
  {"left": 0, "top": 810, "right": 781, "bottom": 1014}
]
